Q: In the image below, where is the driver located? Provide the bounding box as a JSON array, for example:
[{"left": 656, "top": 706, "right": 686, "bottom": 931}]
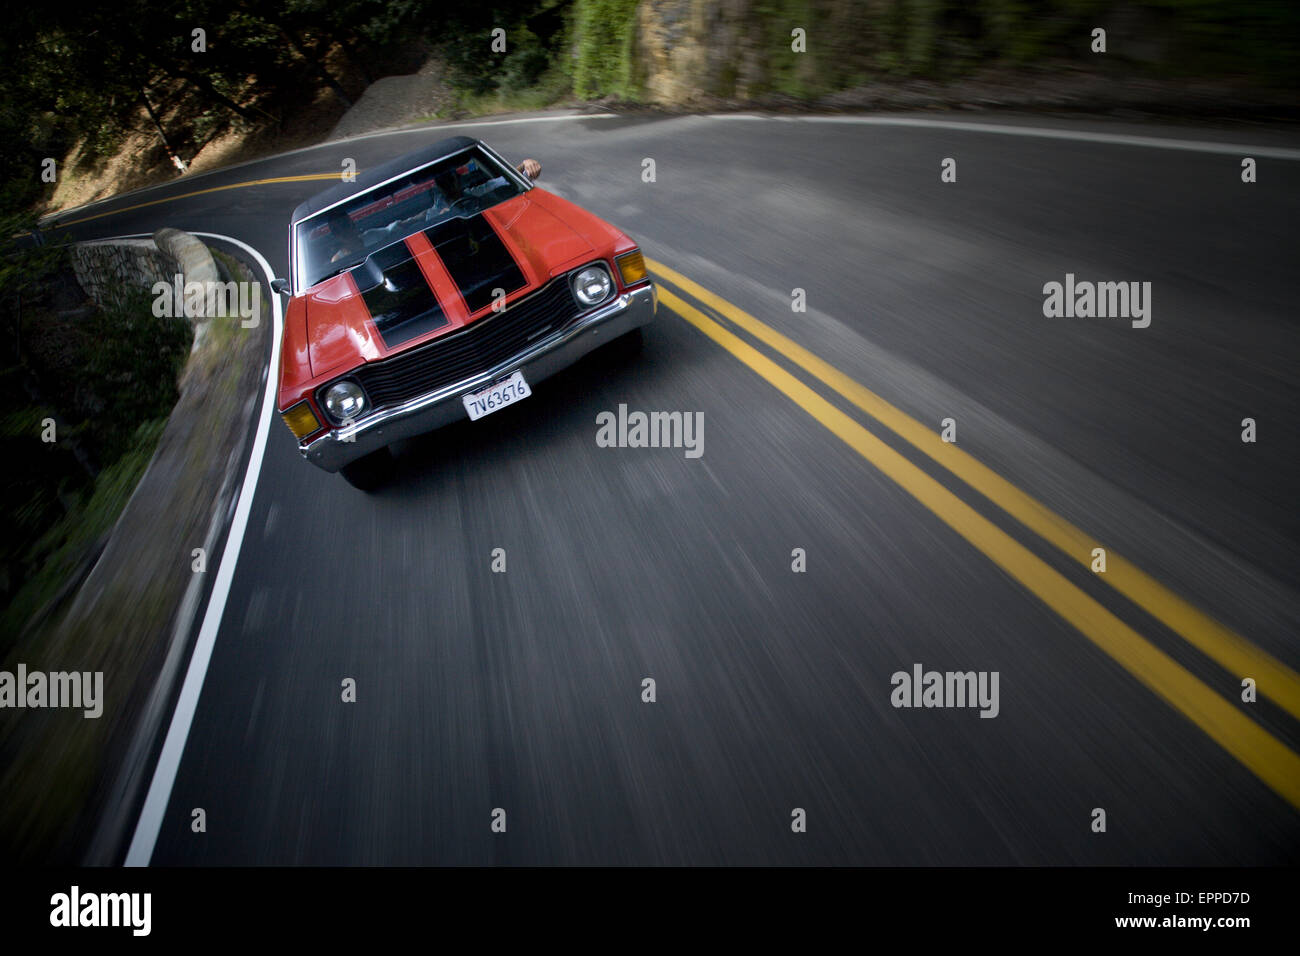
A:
[
  {"left": 433, "top": 170, "right": 461, "bottom": 209},
  {"left": 427, "top": 156, "right": 541, "bottom": 214},
  {"left": 327, "top": 209, "right": 365, "bottom": 263},
  {"left": 326, "top": 158, "right": 542, "bottom": 265},
  {"left": 467, "top": 158, "right": 542, "bottom": 199}
]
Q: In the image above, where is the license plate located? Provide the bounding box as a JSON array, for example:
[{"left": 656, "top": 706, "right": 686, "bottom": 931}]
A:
[{"left": 462, "top": 370, "right": 531, "bottom": 421}]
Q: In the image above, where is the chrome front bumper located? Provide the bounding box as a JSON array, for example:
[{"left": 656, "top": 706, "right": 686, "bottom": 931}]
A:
[{"left": 302, "top": 282, "right": 657, "bottom": 472}]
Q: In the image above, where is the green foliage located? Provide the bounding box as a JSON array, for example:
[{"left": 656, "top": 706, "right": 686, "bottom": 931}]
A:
[
  {"left": 80, "top": 288, "right": 192, "bottom": 464},
  {"left": 572, "top": 0, "right": 639, "bottom": 99},
  {"left": 0, "top": 216, "right": 66, "bottom": 303},
  {"left": 0, "top": 252, "right": 190, "bottom": 624},
  {"left": 497, "top": 25, "right": 555, "bottom": 92},
  {"left": 437, "top": 2, "right": 574, "bottom": 98},
  {"left": 0, "top": 418, "right": 169, "bottom": 644},
  {"left": 902, "top": 0, "right": 940, "bottom": 75},
  {"left": 739, "top": 0, "right": 1300, "bottom": 95},
  {"left": 754, "top": 0, "right": 818, "bottom": 97},
  {"left": 0, "top": 0, "right": 1294, "bottom": 217}
]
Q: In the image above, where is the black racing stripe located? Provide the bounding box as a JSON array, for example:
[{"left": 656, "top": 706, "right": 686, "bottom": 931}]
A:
[
  {"left": 355, "top": 242, "right": 449, "bottom": 349},
  {"left": 424, "top": 215, "right": 526, "bottom": 313}
]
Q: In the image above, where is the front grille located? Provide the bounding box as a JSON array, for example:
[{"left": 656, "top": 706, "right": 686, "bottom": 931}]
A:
[{"left": 350, "top": 279, "right": 579, "bottom": 410}]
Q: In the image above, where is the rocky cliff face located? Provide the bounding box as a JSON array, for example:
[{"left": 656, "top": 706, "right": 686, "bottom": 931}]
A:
[
  {"left": 632, "top": 0, "right": 874, "bottom": 105},
  {"left": 618, "top": 1, "right": 1291, "bottom": 107},
  {"left": 635, "top": 0, "right": 770, "bottom": 104}
]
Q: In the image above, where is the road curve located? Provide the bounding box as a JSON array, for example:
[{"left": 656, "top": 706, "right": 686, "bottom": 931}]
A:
[{"left": 44, "top": 111, "right": 1300, "bottom": 865}]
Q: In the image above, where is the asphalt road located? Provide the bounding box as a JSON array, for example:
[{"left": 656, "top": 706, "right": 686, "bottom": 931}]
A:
[{"left": 45, "top": 111, "right": 1300, "bottom": 864}]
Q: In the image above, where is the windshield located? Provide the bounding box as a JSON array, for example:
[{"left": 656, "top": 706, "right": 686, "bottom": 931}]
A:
[{"left": 293, "top": 147, "right": 524, "bottom": 291}]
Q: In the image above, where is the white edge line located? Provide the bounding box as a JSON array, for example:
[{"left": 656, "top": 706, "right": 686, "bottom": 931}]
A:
[
  {"left": 707, "top": 113, "right": 1300, "bottom": 160},
  {"left": 333, "top": 110, "right": 618, "bottom": 144},
  {"left": 123, "top": 231, "right": 283, "bottom": 866}
]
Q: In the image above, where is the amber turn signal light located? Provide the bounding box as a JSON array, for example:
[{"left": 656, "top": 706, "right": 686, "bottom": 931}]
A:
[
  {"left": 281, "top": 401, "right": 322, "bottom": 440},
  {"left": 616, "top": 249, "right": 648, "bottom": 286}
]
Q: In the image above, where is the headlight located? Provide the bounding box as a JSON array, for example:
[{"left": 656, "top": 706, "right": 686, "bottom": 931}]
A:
[
  {"left": 322, "top": 380, "right": 368, "bottom": 424},
  {"left": 572, "top": 266, "right": 612, "bottom": 308}
]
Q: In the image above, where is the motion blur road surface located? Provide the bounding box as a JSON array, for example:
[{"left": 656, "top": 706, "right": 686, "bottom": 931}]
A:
[{"left": 46, "top": 112, "right": 1300, "bottom": 864}]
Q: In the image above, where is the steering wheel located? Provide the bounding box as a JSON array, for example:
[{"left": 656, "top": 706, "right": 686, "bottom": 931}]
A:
[{"left": 450, "top": 196, "right": 477, "bottom": 214}]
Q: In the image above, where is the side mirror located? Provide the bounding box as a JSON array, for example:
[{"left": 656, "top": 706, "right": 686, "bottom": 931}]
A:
[{"left": 271, "top": 278, "right": 291, "bottom": 295}]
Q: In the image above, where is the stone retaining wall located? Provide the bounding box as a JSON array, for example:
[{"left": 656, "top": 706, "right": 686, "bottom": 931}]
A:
[{"left": 69, "top": 228, "right": 223, "bottom": 348}]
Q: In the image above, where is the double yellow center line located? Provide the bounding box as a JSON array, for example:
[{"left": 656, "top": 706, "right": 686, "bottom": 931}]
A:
[
  {"left": 44, "top": 173, "right": 342, "bottom": 230},
  {"left": 648, "top": 256, "right": 1300, "bottom": 811}
]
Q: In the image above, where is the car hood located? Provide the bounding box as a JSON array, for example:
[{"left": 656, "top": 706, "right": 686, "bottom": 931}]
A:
[{"left": 304, "top": 196, "right": 594, "bottom": 377}]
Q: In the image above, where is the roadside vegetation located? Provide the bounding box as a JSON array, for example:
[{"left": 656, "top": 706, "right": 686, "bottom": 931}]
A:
[
  {"left": 2, "top": 2, "right": 1294, "bottom": 223},
  {"left": 0, "top": 232, "right": 191, "bottom": 647},
  {"left": 0, "top": 245, "right": 270, "bottom": 865}
]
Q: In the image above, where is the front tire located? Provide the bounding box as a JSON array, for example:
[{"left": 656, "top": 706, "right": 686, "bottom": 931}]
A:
[
  {"left": 339, "top": 447, "right": 394, "bottom": 491},
  {"left": 605, "top": 326, "right": 643, "bottom": 360}
]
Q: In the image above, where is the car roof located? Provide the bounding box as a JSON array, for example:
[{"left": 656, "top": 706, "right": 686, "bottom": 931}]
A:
[{"left": 290, "top": 135, "right": 480, "bottom": 224}]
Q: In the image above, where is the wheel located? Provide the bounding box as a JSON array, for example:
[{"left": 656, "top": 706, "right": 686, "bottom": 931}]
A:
[{"left": 339, "top": 447, "right": 394, "bottom": 490}]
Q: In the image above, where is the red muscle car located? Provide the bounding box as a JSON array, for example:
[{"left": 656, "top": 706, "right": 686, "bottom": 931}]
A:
[{"left": 273, "top": 135, "right": 656, "bottom": 488}]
